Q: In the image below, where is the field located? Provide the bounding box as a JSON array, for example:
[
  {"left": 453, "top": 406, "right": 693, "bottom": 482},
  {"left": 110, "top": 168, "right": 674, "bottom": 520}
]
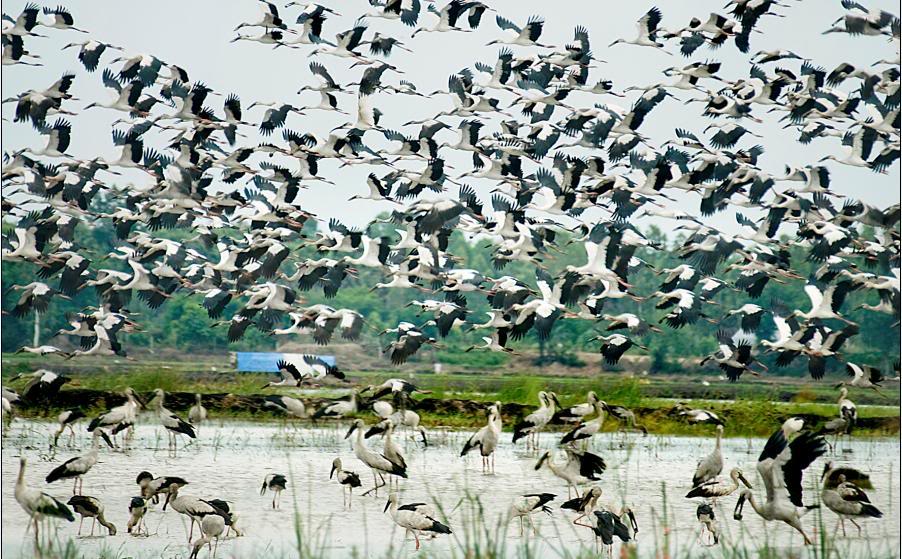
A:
[{"left": 3, "top": 353, "right": 899, "bottom": 437}]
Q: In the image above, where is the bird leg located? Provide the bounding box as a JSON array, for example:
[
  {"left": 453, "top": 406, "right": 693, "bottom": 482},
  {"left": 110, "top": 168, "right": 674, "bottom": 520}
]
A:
[
  {"left": 840, "top": 518, "right": 846, "bottom": 537},
  {"left": 528, "top": 513, "right": 538, "bottom": 536},
  {"left": 849, "top": 518, "right": 862, "bottom": 536},
  {"left": 363, "top": 471, "right": 386, "bottom": 496},
  {"left": 415, "top": 531, "right": 421, "bottom": 550},
  {"left": 77, "top": 516, "right": 83, "bottom": 536},
  {"left": 91, "top": 517, "right": 96, "bottom": 536}
]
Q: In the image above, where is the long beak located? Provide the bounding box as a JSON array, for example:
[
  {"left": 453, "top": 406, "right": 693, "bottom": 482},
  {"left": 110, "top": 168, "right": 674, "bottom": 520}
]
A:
[
  {"left": 739, "top": 473, "right": 752, "bottom": 489},
  {"left": 733, "top": 493, "right": 746, "bottom": 521},
  {"left": 99, "top": 431, "right": 114, "bottom": 449},
  {"left": 329, "top": 465, "right": 336, "bottom": 479},
  {"left": 628, "top": 510, "right": 638, "bottom": 534},
  {"left": 344, "top": 423, "right": 357, "bottom": 439},
  {"left": 260, "top": 483, "right": 267, "bottom": 495},
  {"left": 383, "top": 499, "right": 391, "bottom": 513}
]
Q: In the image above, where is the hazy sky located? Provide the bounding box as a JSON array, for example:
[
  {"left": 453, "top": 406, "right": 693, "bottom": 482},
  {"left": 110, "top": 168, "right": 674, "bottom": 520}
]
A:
[{"left": 2, "top": 0, "right": 899, "bottom": 235}]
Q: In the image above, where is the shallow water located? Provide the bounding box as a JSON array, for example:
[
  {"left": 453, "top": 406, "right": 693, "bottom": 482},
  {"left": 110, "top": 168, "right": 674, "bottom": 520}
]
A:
[{"left": 2, "top": 419, "right": 899, "bottom": 558}]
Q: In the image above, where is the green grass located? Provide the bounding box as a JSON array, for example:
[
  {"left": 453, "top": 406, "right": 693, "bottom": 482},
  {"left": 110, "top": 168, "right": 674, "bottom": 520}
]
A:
[{"left": 3, "top": 354, "right": 899, "bottom": 437}]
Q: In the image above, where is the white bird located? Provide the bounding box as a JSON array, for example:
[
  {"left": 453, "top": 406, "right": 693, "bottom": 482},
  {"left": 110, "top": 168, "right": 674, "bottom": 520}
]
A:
[
  {"left": 509, "top": 493, "right": 556, "bottom": 536},
  {"left": 52, "top": 409, "right": 85, "bottom": 448},
  {"left": 460, "top": 402, "right": 502, "bottom": 473},
  {"left": 264, "top": 395, "right": 307, "bottom": 419},
  {"left": 190, "top": 514, "right": 226, "bottom": 559},
  {"left": 733, "top": 430, "right": 827, "bottom": 544},
  {"left": 559, "top": 399, "right": 607, "bottom": 446},
  {"left": 45, "top": 431, "right": 111, "bottom": 494},
  {"left": 15, "top": 457, "right": 75, "bottom": 544},
  {"left": 609, "top": 7, "right": 668, "bottom": 52},
  {"left": 345, "top": 419, "right": 407, "bottom": 496},
  {"left": 188, "top": 394, "right": 208, "bottom": 426},
  {"left": 260, "top": 473, "right": 287, "bottom": 509},
  {"left": 821, "top": 474, "right": 883, "bottom": 537},
  {"left": 149, "top": 389, "right": 197, "bottom": 454},
  {"left": 686, "top": 467, "right": 752, "bottom": 500},
  {"left": 535, "top": 448, "right": 606, "bottom": 498},
  {"left": 330, "top": 458, "right": 362, "bottom": 509},
  {"left": 67, "top": 495, "right": 116, "bottom": 536},
  {"left": 384, "top": 492, "right": 452, "bottom": 550},
  {"left": 512, "top": 391, "right": 560, "bottom": 449},
  {"left": 691, "top": 424, "right": 724, "bottom": 487}
]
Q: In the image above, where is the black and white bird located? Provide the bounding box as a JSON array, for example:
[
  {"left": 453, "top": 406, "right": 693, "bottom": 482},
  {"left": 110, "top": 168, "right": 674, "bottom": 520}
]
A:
[
  {"left": 330, "top": 458, "right": 362, "bottom": 509},
  {"left": 45, "top": 431, "right": 112, "bottom": 494},
  {"left": 260, "top": 473, "right": 287, "bottom": 509},
  {"left": 15, "top": 457, "right": 74, "bottom": 544},
  {"left": 686, "top": 467, "right": 752, "bottom": 500},
  {"left": 67, "top": 495, "right": 116, "bottom": 536},
  {"left": 149, "top": 389, "right": 197, "bottom": 454},
  {"left": 509, "top": 493, "right": 556, "bottom": 536},
  {"left": 127, "top": 496, "right": 147, "bottom": 535},
  {"left": 696, "top": 503, "right": 719, "bottom": 545},
  {"left": 136, "top": 471, "right": 188, "bottom": 504},
  {"left": 512, "top": 391, "right": 559, "bottom": 449},
  {"left": 733, "top": 429, "right": 827, "bottom": 544},
  {"left": 691, "top": 424, "right": 723, "bottom": 488},
  {"left": 9, "top": 369, "right": 70, "bottom": 402},
  {"left": 345, "top": 419, "right": 407, "bottom": 496},
  {"left": 460, "top": 402, "right": 502, "bottom": 473},
  {"left": 821, "top": 473, "right": 883, "bottom": 537},
  {"left": 264, "top": 395, "right": 307, "bottom": 419},
  {"left": 535, "top": 448, "right": 606, "bottom": 498},
  {"left": 384, "top": 492, "right": 452, "bottom": 550},
  {"left": 52, "top": 409, "right": 86, "bottom": 448}
]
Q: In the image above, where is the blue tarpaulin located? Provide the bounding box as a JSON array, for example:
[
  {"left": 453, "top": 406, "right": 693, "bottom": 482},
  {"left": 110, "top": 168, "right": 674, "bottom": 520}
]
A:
[{"left": 234, "top": 352, "right": 336, "bottom": 373}]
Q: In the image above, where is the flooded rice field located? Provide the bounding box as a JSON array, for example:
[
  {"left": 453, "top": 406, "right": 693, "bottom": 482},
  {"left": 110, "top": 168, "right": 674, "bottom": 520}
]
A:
[{"left": 2, "top": 419, "right": 899, "bottom": 558}]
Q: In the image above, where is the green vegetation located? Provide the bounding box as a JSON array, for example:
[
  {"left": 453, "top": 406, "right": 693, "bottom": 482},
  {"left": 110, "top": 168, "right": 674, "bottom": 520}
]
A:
[
  {"left": 3, "top": 355, "right": 898, "bottom": 437},
  {"left": 2, "top": 217, "right": 899, "bottom": 381}
]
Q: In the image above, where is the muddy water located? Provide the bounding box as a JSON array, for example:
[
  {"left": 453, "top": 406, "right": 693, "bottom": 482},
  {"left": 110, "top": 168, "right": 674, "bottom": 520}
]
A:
[{"left": 1, "top": 419, "right": 899, "bottom": 558}]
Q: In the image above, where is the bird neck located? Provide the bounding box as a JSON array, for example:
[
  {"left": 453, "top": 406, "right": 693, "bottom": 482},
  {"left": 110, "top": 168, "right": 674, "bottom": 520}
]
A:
[
  {"left": 745, "top": 491, "right": 764, "bottom": 515},
  {"left": 16, "top": 462, "right": 25, "bottom": 488}
]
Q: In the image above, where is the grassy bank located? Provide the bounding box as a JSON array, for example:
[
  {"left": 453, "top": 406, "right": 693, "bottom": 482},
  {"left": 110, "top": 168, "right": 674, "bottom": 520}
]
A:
[{"left": 2, "top": 355, "right": 898, "bottom": 437}]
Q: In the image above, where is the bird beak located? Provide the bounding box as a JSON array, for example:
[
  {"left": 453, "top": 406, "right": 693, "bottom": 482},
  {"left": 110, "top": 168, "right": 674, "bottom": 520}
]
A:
[
  {"left": 344, "top": 423, "right": 357, "bottom": 439},
  {"left": 99, "top": 431, "right": 114, "bottom": 449},
  {"left": 733, "top": 493, "right": 746, "bottom": 521},
  {"left": 260, "top": 483, "right": 267, "bottom": 495},
  {"left": 383, "top": 499, "right": 391, "bottom": 513},
  {"left": 534, "top": 454, "right": 547, "bottom": 470},
  {"left": 329, "top": 464, "right": 336, "bottom": 479},
  {"left": 628, "top": 510, "right": 639, "bottom": 533},
  {"left": 739, "top": 473, "right": 752, "bottom": 489},
  {"left": 8, "top": 374, "right": 21, "bottom": 382}
]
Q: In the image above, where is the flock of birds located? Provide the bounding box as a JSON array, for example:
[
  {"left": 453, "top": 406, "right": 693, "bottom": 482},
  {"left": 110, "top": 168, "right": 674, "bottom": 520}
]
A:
[
  {"left": 1, "top": 0, "right": 900, "bottom": 381},
  {"left": 5, "top": 371, "right": 889, "bottom": 555},
  {"left": 2, "top": 0, "right": 899, "bottom": 556}
]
